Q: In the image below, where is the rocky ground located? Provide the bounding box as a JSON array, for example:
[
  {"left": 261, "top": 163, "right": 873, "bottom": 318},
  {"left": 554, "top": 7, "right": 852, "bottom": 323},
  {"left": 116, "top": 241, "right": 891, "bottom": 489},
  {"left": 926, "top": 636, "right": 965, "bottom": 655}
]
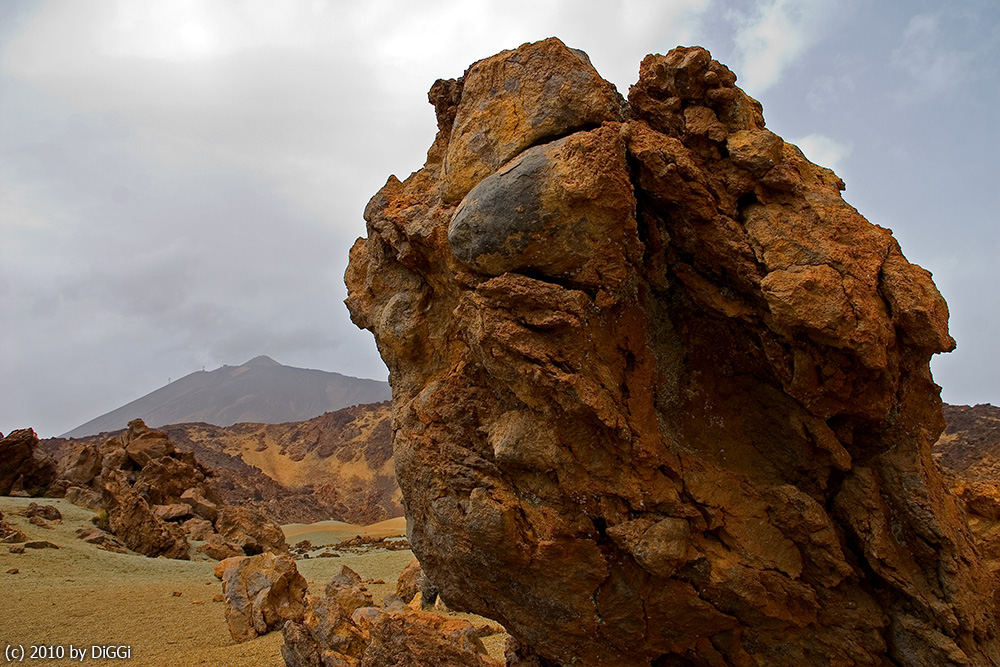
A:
[{"left": 0, "top": 496, "right": 505, "bottom": 666}]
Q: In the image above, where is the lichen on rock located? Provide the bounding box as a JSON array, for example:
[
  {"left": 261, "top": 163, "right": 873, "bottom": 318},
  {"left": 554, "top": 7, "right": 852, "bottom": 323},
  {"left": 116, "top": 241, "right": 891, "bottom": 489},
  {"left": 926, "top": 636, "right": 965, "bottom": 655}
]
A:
[{"left": 345, "top": 37, "right": 999, "bottom": 667}]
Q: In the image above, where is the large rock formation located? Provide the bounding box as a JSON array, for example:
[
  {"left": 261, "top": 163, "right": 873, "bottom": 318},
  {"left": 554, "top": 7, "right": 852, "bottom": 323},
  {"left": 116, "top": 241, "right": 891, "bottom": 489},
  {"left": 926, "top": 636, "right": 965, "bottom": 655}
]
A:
[
  {"left": 44, "top": 401, "right": 399, "bottom": 525},
  {"left": 345, "top": 38, "right": 1000, "bottom": 666},
  {"left": 39, "top": 418, "right": 287, "bottom": 559},
  {"left": 0, "top": 429, "right": 57, "bottom": 496}
]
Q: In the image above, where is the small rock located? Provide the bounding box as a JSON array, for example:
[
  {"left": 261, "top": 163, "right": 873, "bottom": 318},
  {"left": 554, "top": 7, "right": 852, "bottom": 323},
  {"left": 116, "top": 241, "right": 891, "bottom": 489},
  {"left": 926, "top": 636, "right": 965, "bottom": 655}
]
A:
[
  {"left": 8, "top": 544, "right": 25, "bottom": 554},
  {"left": 396, "top": 557, "right": 422, "bottom": 603},
  {"left": 197, "top": 533, "right": 244, "bottom": 561},
  {"left": 28, "top": 515, "right": 52, "bottom": 529},
  {"left": 7, "top": 568, "right": 18, "bottom": 574},
  {"left": 153, "top": 503, "right": 191, "bottom": 522},
  {"left": 172, "top": 591, "right": 182, "bottom": 597},
  {"left": 24, "top": 540, "right": 59, "bottom": 549},
  {"left": 180, "top": 516, "right": 214, "bottom": 541},
  {"left": 22, "top": 502, "right": 62, "bottom": 521},
  {"left": 474, "top": 622, "right": 506, "bottom": 638}
]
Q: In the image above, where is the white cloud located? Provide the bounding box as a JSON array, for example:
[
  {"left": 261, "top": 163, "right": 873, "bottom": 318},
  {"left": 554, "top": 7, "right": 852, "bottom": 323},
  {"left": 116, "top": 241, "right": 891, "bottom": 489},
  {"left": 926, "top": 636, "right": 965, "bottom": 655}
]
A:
[
  {"left": 730, "top": 0, "right": 838, "bottom": 93},
  {"left": 790, "top": 133, "right": 851, "bottom": 173},
  {"left": 890, "top": 12, "right": 975, "bottom": 104}
]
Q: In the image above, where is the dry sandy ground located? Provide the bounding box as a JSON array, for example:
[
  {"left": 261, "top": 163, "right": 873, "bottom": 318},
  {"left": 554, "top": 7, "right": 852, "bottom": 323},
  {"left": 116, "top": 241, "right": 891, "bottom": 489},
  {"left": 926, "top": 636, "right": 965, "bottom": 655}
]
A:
[
  {"left": 282, "top": 516, "right": 408, "bottom": 544},
  {"left": 1, "top": 497, "right": 505, "bottom": 666}
]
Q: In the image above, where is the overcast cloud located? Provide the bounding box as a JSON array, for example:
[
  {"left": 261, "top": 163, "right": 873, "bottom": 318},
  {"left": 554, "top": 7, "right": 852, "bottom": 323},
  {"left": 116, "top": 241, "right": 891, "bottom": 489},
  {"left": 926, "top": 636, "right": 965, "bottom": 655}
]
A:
[{"left": 2, "top": 0, "right": 997, "bottom": 437}]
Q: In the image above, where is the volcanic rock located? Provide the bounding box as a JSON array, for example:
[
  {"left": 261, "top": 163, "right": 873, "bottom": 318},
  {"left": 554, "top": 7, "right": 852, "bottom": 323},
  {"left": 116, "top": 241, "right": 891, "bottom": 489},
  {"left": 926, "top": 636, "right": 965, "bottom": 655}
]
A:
[
  {"left": 43, "top": 401, "right": 399, "bottom": 526},
  {"left": 102, "top": 469, "right": 190, "bottom": 559},
  {"left": 360, "top": 609, "right": 502, "bottom": 667},
  {"left": 197, "top": 533, "right": 244, "bottom": 561},
  {"left": 63, "top": 485, "right": 102, "bottom": 509},
  {"left": 0, "top": 511, "right": 26, "bottom": 544},
  {"left": 215, "top": 505, "right": 287, "bottom": 556},
  {"left": 344, "top": 38, "right": 999, "bottom": 666},
  {"left": 152, "top": 503, "right": 191, "bottom": 522},
  {"left": 222, "top": 552, "right": 308, "bottom": 643},
  {"left": 181, "top": 516, "right": 215, "bottom": 541},
  {"left": 282, "top": 567, "right": 499, "bottom": 667},
  {"left": 179, "top": 487, "right": 219, "bottom": 522},
  {"left": 57, "top": 443, "right": 102, "bottom": 485},
  {"left": 21, "top": 502, "right": 62, "bottom": 521},
  {"left": 0, "top": 429, "right": 57, "bottom": 496},
  {"left": 122, "top": 419, "right": 176, "bottom": 467},
  {"left": 23, "top": 540, "right": 59, "bottom": 549},
  {"left": 935, "top": 403, "right": 1000, "bottom": 575},
  {"left": 395, "top": 557, "right": 422, "bottom": 604},
  {"left": 281, "top": 588, "right": 369, "bottom": 666}
]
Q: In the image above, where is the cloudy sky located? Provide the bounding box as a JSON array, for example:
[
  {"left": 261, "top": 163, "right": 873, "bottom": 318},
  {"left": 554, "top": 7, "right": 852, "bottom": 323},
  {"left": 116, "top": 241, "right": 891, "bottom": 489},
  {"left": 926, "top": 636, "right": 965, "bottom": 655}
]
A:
[{"left": 1, "top": 0, "right": 997, "bottom": 437}]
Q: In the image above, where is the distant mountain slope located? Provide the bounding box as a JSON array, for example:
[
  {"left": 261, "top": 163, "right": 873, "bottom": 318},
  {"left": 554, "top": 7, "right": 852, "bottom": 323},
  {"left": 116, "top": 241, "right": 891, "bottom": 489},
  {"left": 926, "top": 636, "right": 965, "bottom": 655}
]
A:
[
  {"left": 162, "top": 401, "right": 400, "bottom": 525},
  {"left": 934, "top": 403, "right": 1000, "bottom": 481},
  {"left": 42, "top": 401, "right": 398, "bottom": 525},
  {"left": 62, "top": 355, "right": 391, "bottom": 438}
]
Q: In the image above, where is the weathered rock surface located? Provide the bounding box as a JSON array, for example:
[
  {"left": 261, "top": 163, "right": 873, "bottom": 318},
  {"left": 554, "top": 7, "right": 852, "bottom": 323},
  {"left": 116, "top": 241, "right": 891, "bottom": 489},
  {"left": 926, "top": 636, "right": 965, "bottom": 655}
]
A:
[
  {"left": 0, "top": 509, "right": 27, "bottom": 544},
  {"left": 395, "top": 557, "right": 422, "bottom": 604},
  {"left": 222, "top": 552, "right": 308, "bottom": 643},
  {"left": 43, "top": 401, "right": 399, "bottom": 525},
  {"left": 20, "top": 502, "right": 62, "bottom": 521},
  {"left": 103, "top": 469, "right": 190, "bottom": 559},
  {"left": 282, "top": 565, "right": 500, "bottom": 667},
  {"left": 215, "top": 505, "right": 288, "bottom": 556},
  {"left": 935, "top": 403, "right": 1000, "bottom": 576},
  {"left": 33, "top": 418, "right": 288, "bottom": 560},
  {"left": 345, "top": 38, "right": 1000, "bottom": 666},
  {"left": 0, "top": 429, "right": 57, "bottom": 496}
]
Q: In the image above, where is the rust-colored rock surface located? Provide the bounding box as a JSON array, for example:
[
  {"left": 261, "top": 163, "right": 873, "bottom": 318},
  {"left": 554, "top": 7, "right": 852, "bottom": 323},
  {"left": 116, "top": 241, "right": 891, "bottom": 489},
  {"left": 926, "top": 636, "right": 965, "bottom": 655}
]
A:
[
  {"left": 42, "top": 402, "right": 399, "bottom": 525},
  {"left": 345, "top": 38, "right": 1000, "bottom": 666},
  {"left": 0, "top": 429, "right": 57, "bottom": 496},
  {"left": 222, "top": 552, "right": 308, "bottom": 643},
  {"left": 282, "top": 565, "right": 500, "bottom": 667},
  {"left": 935, "top": 403, "right": 1000, "bottom": 577}
]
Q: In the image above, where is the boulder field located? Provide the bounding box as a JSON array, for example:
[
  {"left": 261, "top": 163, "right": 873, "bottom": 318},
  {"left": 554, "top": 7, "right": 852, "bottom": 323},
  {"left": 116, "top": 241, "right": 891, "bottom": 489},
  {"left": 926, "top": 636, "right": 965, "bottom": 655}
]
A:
[{"left": 345, "top": 38, "right": 1000, "bottom": 666}]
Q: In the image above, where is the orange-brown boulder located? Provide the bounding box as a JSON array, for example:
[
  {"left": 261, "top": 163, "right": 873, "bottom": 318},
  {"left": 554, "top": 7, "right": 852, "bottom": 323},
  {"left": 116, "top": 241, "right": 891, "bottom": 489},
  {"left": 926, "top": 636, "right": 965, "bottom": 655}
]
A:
[
  {"left": 222, "top": 552, "right": 307, "bottom": 643},
  {"left": 440, "top": 38, "right": 625, "bottom": 203},
  {"left": 282, "top": 567, "right": 500, "bottom": 667},
  {"left": 102, "top": 470, "right": 189, "bottom": 559},
  {"left": 0, "top": 429, "right": 56, "bottom": 496},
  {"left": 360, "top": 609, "right": 502, "bottom": 667},
  {"left": 395, "top": 557, "right": 421, "bottom": 604},
  {"left": 345, "top": 39, "right": 1000, "bottom": 666},
  {"left": 215, "top": 505, "right": 287, "bottom": 555}
]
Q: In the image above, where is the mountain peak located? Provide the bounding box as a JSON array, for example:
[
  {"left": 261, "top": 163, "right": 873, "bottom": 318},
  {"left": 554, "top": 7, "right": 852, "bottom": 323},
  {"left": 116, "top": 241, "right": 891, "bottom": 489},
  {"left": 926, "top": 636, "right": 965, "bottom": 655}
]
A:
[{"left": 243, "top": 355, "right": 281, "bottom": 367}]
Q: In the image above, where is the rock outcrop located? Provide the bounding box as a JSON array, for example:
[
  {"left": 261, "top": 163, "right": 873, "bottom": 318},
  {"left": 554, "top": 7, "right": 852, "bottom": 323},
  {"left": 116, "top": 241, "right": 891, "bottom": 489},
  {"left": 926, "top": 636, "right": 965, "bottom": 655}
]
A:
[
  {"left": 36, "top": 419, "right": 287, "bottom": 560},
  {"left": 44, "top": 401, "right": 399, "bottom": 525},
  {"left": 221, "top": 552, "right": 308, "bottom": 643},
  {"left": 282, "top": 565, "right": 500, "bottom": 667},
  {"left": 0, "top": 429, "right": 57, "bottom": 496},
  {"left": 345, "top": 38, "right": 1000, "bottom": 666},
  {"left": 935, "top": 403, "right": 1000, "bottom": 576}
]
